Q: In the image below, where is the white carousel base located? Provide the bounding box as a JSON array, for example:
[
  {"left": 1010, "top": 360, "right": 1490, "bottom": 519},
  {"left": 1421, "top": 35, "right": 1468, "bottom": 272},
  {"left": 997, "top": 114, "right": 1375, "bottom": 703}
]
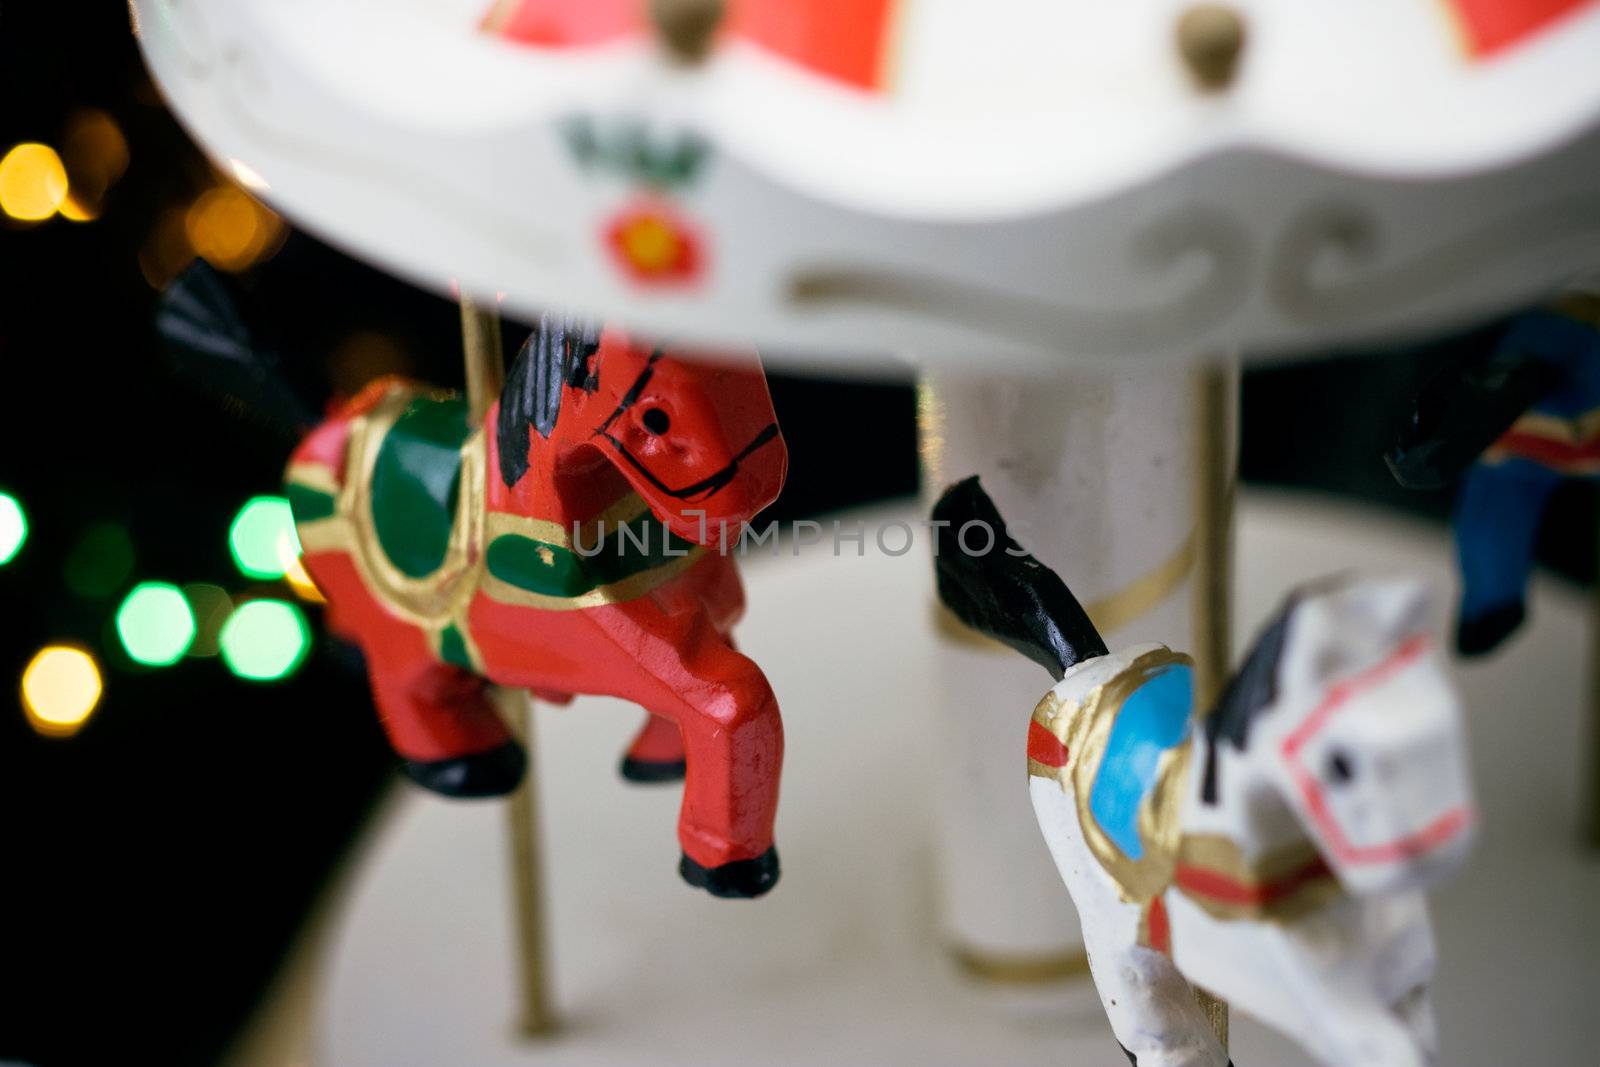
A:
[{"left": 316, "top": 492, "right": 1599, "bottom": 1067}]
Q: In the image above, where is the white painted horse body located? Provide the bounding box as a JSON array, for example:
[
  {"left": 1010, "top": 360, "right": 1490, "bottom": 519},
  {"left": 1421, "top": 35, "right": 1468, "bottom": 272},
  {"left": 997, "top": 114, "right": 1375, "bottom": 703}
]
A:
[
  {"left": 930, "top": 478, "right": 1476, "bottom": 1067},
  {"left": 1028, "top": 582, "right": 1474, "bottom": 1067}
]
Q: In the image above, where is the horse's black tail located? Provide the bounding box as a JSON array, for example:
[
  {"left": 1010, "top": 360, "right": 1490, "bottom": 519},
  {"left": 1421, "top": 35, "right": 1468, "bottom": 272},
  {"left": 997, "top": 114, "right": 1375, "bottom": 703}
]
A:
[
  {"left": 156, "top": 260, "right": 315, "bottom": 441},
  {"left": 932, "top": 476, "right": 1108, "bottom": 680}
]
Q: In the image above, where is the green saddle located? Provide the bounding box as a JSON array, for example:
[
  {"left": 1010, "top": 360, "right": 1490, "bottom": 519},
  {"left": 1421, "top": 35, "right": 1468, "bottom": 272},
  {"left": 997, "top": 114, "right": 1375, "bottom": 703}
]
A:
[{"left": 370, "top": 394, "right": 471, "bottom": 580}]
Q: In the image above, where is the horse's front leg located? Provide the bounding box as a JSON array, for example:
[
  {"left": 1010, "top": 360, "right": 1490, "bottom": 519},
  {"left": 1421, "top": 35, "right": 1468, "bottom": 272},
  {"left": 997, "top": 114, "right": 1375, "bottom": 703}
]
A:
[
  {"left": 619, "top": 713, "right": 687, "bottom": 782},
  {"left": 1173, "top": 891, "right": 1435, "bottom": 1067},
  {"left": 668, "top": 641, "right": 782, "bottom": 897},
  {"left": 601, "top": 598, "right": 782, "bottom": 896},
  {"left": 618, "top": 553, "right": 747, "bottom": 785},
  {"left": 1029, "top": 780, "right": 1228, "bottom": 1067}
]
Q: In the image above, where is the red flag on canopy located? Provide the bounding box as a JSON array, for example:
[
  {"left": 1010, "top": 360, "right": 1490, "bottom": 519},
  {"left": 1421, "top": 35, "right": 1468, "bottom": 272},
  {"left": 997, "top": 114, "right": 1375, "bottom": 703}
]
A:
[
  {"left": 1446, "top": 0, "right": 1596, "bottom": 57},
  {"left": 482, "top": 0, "right": 898, "bottom": 91}
]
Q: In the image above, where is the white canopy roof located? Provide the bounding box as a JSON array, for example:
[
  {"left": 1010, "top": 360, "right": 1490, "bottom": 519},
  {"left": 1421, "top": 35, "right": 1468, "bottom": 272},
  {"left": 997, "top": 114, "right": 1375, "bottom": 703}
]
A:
[{"left": 133, "top": 0, "right": 1600, "bottom": 368}]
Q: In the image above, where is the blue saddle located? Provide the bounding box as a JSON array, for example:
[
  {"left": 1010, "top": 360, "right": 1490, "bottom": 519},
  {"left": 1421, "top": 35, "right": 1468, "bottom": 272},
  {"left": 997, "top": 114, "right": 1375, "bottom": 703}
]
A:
[{"left": 1087, "top": 662, "right": 1194, "bottom": 860}]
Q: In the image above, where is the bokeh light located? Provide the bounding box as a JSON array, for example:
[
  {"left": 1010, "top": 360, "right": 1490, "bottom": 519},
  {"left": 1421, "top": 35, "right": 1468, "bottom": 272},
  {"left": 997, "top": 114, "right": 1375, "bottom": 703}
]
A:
[
  {"left": 59, "top": 108, "right": 129, "bottom": 218},
  {"left": 0, "top": 142, "right": 69, "bottom": 222},
  {"left": 183, "top": 582, "right": 234, "bottom": 658},
  {"left": 138, "top": 203, "right": 195, "bottom": 290},
  {"left": 21, "top": 645, "right": 104, "bottom": 738},
  {"left": 330, "top": 330, "right": 412, "bottom": 395},
  {"left": 64, "top": 522, "right": 136, "bottom": 598},
  {"left": 229, "top": 496, "right": 298, "bottom": 580},
  {"left": 219, "top": 600, "right": 311, "bottom": 682},
  {"left": 115, "top": 582, "right": 197, "bottom": 666},
  {"left": 57, "top": 191, "right": 98, "bottom": 222},
  {"left": 0, "top": 491, "right": 26, "bottom": 565},
  {"left": 185, "top": 183, "right": 285, "bottom": 272}
]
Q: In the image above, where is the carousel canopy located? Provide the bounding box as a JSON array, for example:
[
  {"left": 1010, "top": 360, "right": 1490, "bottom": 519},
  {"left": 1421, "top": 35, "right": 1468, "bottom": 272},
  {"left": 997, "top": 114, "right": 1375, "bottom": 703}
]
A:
[{"left": 132, "top": 0, "right": 1600, "bottom": 367}]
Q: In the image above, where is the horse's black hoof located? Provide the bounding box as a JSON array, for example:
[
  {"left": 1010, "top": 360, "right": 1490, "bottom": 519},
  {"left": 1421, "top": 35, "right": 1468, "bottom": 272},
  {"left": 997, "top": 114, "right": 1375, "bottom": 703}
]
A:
[
  {"left": 401, "top": 741, "right": 526, "bottom": 798},
  {"left": 1456, "top": 601, "right": 1525, "bottom": 657},
  {"left": 679, "top": 846, "right": 780, "bottom": 899},
  {"left": 620, "top": 756, "right": 687, "bottom": 783}
]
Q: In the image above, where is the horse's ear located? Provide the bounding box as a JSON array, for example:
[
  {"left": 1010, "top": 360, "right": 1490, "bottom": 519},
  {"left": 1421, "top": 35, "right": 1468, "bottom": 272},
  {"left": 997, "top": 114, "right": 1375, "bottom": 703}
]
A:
[
  {"left": 1351, "top": 575, "right": 1435, "bottom": 644},
  {"left": 1302, "top": 576, "right": 1435, "bottom": 668},
  {"left": 496, "top": 315, "right": 603, "bottom": 487}
]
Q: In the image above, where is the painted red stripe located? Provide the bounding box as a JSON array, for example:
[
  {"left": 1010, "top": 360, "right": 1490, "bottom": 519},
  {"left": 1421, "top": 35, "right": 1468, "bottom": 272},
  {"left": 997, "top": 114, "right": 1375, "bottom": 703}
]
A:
[
  {"left": 1027, "top": 720, "right": 1068, "bottom": 768},
  {"left": 1492, "top": 430, "right": 1600, "bottom": 468},
  {"left": 1447, "top": 0, "right": 1597, "bottom": 58},
  {"left": 1281, "top": 635, "right": 1475, "bottom": 866},
  {"left": 1281, "top": 635, "right": 1429, "bottom": 758},
  {"left": 1173, "top": 854, "right": 1334, "bottom": 907},
  {"left": 486, "top": 0, "right": 895, "bottom": 90},
  {"left": 1146, "top": 895, "right": 1172, "bottom": 956}
]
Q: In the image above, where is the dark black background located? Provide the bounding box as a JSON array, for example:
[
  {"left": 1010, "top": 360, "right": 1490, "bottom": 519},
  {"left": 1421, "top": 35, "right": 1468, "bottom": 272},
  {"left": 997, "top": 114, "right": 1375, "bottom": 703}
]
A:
[{"left": 0, "top": 4, "right": 1590, "bottom": 1065}]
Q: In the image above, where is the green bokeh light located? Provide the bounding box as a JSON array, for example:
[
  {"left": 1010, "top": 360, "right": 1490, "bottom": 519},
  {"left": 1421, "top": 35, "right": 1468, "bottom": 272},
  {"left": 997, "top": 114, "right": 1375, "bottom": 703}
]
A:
[
  {"left": 0, "top": 491, "right": 27, "bottom": 566},
  {"left": 64, "top": 522, "right": 136, "bottom": 598},
  {"left": 115, "top": 582, "right": 197, "bottom": 666},
  {"left": 219, "top": 599, "right": 310, "bottom": 681},
  {"left": 229, "top": 496, "right": 300, "bottom": 580}
]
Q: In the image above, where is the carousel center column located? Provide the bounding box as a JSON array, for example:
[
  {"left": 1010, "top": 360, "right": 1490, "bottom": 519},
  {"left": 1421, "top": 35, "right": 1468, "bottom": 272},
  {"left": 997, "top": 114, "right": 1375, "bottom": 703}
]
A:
[{"left": 919, "top": 360, "right": 1235, "bottom": 990}]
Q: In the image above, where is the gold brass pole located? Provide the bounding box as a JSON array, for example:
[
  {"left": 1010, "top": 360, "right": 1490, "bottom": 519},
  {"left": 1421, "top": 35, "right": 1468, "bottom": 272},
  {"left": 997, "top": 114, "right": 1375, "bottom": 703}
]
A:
[
  {"left": 1191, "top": 360, "right": 1238, "bottom": 1049},
  {"left": 458, "top": 295, "right": 555, "bottom": 1037},
  {"left": 497, "top": 688, "right": 556, "bottom": 1037},
  {"left": 460, "top": 295, "right": 505, "bottom": 424}
]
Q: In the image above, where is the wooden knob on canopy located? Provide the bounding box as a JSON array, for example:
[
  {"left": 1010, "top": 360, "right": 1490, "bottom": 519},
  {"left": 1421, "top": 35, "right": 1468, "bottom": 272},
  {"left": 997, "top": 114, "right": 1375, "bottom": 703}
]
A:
[
  {"left": 1176, "top": 5, "right": 1247, "bottom": 92},
  {"left": 649, "top": 0, "right": 726, "bottom": 65}
]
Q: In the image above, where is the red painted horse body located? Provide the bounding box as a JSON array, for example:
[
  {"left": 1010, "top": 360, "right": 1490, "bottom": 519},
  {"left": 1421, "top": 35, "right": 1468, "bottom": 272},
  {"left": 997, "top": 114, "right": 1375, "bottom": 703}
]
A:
[{"left": 285, "top": 317, "right": 788, "bottom": 897}]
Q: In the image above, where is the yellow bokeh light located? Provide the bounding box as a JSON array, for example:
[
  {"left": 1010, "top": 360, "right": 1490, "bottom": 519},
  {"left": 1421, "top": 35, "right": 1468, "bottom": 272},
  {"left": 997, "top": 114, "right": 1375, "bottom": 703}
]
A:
[
  {"left": 185, "top": 184, "right": 286, "bottom": 272},
  {"left": 21, "top": 644, "right": 103, "bottom": 738},
  {"left": 139, "top": 205, "right": 197, "bottom": 289},
  {"left": 0, "top": 143, "right": 70, "bottom": 222},
  {"left": 58, "top": 191, "right": 98, "bottom": 222},
  {"left": 59, "top": 109, "right": 130, "bottom": 219},
  {"left": 64, "top": 110, "right": 129, "bottom": 186}
]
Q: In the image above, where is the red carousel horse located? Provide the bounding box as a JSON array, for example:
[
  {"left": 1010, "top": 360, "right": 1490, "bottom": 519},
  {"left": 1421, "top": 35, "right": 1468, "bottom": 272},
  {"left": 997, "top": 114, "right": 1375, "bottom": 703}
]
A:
[{"left": 161, "top": 267, "right": 788, "bottom": 898}]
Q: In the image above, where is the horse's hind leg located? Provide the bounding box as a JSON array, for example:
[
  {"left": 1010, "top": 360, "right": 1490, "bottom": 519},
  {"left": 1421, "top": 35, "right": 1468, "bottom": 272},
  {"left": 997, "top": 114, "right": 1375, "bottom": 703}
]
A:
[
  {"left": 365, "top": 644, "right": 525, "bottom": 798},
  {"left": 619, "top": 713, "right": 687, "bottom": 783},
  {"left": 618, "top": 611, "right": 741, "bottom": 784}
]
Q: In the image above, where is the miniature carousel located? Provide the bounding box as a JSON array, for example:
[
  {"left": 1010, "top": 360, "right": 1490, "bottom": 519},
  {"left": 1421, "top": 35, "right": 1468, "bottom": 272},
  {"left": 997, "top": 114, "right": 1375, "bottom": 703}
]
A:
[{"left": 129, "top": 2, "right": 1600, "bottom": 1065}]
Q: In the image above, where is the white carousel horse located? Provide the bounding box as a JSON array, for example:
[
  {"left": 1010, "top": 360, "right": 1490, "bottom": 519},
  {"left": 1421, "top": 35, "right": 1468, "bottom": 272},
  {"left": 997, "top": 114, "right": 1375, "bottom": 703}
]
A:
[{"left": 933, "top": 477, "right": 1477, "bottom": 1067}]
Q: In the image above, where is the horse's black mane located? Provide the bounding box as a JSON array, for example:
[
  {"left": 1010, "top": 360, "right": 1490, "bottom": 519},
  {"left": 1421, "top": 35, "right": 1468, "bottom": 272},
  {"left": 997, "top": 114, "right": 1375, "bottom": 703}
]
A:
[
  {"left": 1200, "top": 594, "right": 1298, "bottom": 805},
  {"left": 497, "top": 314, "right": 603, "bottom": 487}
]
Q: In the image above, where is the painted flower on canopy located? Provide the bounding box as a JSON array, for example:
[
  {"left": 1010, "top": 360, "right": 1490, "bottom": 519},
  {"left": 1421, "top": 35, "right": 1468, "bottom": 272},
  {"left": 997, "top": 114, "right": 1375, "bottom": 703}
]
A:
[{"left": 604, "top": 201, "right": 705, "bottom": 286}]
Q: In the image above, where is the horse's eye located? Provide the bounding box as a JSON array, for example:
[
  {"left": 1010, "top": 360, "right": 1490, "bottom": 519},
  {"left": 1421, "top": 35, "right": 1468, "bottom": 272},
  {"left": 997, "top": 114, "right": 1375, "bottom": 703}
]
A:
[
  {"left": 642, "top": 407, "right": 671, "bottom": 436},
  {"left": 1324, "top": 748, "right": 1357, "bottom": 786}
]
